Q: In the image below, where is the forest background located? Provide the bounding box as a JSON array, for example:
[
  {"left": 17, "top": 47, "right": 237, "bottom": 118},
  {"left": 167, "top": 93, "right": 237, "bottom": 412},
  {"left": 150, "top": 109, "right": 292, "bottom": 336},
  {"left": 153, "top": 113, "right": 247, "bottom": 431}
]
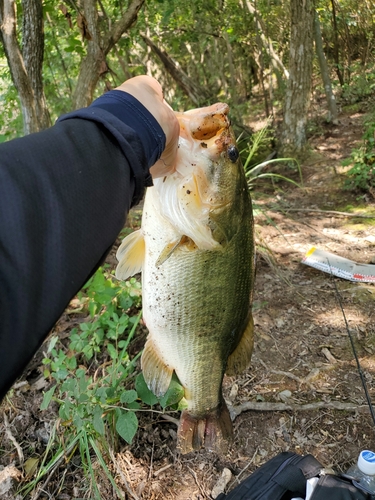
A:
[{"left": 1, "top": 0, "right": 374, "bottom": 154}]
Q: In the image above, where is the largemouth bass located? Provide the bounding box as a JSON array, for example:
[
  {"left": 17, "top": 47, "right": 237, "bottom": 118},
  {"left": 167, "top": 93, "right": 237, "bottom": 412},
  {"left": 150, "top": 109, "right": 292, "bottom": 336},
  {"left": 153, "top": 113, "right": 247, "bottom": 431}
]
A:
[{"left": 116, "top": 103, "right": 255, "bottom": 454}]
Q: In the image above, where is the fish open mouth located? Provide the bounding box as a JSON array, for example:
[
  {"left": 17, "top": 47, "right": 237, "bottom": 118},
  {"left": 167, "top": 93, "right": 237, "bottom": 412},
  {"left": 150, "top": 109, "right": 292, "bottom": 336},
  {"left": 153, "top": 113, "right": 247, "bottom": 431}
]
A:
[
  {"left": 176, "top": 102, "right": 230, "bottom": 144},
  {"left": 174, "top": 102, "right": 235, "bottom": 177},
  {"left": 182, "top": 102, "right": 230, "bottom": 141}
]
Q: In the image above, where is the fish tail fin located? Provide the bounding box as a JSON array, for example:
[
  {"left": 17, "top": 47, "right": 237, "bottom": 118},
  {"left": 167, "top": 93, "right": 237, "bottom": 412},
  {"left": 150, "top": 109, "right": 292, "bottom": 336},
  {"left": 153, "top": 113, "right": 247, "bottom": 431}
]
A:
[
  {"left": 177, "top": 401, "right": 233, "bottom": 454},
  {"left": 115, "top": 229, "right": 145, "bottom": 281}
]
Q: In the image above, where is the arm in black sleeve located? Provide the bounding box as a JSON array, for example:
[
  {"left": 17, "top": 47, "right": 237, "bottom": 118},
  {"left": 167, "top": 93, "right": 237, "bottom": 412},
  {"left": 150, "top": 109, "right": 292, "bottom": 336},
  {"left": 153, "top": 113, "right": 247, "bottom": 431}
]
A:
[{"left": 0, "top": 91, "right": 165, "bottom": 400}]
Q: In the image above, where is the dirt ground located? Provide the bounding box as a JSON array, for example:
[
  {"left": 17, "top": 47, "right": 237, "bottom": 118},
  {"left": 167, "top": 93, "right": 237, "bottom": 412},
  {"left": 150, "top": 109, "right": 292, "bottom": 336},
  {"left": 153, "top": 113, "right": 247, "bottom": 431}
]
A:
[{"left": 1, "top": 105, "right": 375, "bottom": 500}]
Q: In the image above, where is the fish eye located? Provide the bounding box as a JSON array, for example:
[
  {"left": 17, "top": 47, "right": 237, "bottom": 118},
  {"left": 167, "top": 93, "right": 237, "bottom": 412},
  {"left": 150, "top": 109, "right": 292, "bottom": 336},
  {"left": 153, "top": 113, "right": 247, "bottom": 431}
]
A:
[{"left": 228, "top": 145, "right": 239, "bottom": 163}]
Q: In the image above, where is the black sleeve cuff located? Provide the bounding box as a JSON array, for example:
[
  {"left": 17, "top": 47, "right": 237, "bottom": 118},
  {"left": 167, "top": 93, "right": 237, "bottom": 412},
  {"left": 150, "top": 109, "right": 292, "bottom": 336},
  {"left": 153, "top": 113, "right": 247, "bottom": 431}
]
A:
[{"left": 58, "top": 91, "right": 166, "bottom": 205}]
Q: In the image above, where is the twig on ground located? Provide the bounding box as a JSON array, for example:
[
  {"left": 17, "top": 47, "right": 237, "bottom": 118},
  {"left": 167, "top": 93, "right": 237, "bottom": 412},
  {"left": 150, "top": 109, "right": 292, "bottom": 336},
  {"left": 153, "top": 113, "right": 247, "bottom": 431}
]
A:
[
  {"left": 3, "top": 414, "right": 24, "bottom": 465},
  {"left": 154, "top": 463, "right": 173, "bottom": 477},
  {"left": 232, "top": 400, "right": 367, "bottom": 419},
  {"left": 321, "top": 347, "right": 338, "bottom": 364},
  {"left": 258, "top": 359, "right": 316, "bottom": 390},
  {"left": 148, "top": 442, "right": 154, "bottom": 481},
  {"left": 235, "top": 446, "right": 259, "bottom": 484},
  {"left": 187, "top": 465, "right": 207, "bottom": 498},
  {"left": 275, "top": 208, "right": 375, "bottom": 218},
  {"left": 160, "top": 414, "right": 179, "bottom": 426},
  {"left": 12, "top": 381, "right": 29, "bottom": 390}
]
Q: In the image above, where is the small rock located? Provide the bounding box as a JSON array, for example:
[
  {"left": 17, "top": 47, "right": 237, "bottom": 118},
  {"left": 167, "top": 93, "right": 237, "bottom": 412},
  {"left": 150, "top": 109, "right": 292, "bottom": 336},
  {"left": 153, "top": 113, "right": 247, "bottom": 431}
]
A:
[
  {"left": 169, "top": 429, "right": 177, "bottom": 440},
  {"left": 275, "top": 318, "right": 285, "bottom": 328},
  {"left": 278, "top": 390, "right": 292, "bottom": 402},
  {"left": 211, "top": 468, "right": 232, "bottom": 499},
  {"left": 32, "top": 377, "right": 48, "bottom": 391},
  {"left": 0, "top": 465, "right": 22, "bottom": 499},
  {"left": 228, "top": 383, "right": 238, "bottom": 402}
]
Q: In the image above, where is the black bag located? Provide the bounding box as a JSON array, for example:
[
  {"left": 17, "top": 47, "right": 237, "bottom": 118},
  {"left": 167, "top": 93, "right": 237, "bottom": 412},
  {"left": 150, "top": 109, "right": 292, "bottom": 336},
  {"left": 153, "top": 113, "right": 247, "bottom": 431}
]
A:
[{"left": 217, "top": 452, "right": 373, "bottom": 500}]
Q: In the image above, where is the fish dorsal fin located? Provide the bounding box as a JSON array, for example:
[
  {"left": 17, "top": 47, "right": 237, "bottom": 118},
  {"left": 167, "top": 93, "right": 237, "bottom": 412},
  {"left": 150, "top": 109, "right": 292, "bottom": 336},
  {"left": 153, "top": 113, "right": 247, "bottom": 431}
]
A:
[
  {"left": 141, "top": 337, "right": 173, "bottom": 397},
  {"left": 226, "top": 314, "right": 254, "bottom": 376},
  {"left": 155, "top": 235, "right": 197, "bottom": 267},
  {"left": 115, "top": 229, "right": 145, "bottom": 281}
]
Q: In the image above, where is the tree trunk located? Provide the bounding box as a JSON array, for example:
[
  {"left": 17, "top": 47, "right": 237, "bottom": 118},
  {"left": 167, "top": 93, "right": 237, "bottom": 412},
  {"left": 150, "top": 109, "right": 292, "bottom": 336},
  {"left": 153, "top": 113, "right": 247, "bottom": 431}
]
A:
[
  {"left": 243, "top": 0, "right": 289, "bottom": 80},
  {"left": 280, "top": 0, "right": 314, "bottom": 156},
  {"left": 0, "top": 0, "right": 40, "bottom": 134},
  {"left": 330, "top": 0, "right": 344, "bottom": 86},
  {"left": 72, "top": 0, "right": 144, "bottom": 109},
  {"left": 141, "top": 34, "right": 209, "bottom": 105},
  {"left": 22, "top": 0, "right": 51, "bottom": 129},
  {"left": 314, "top": 11, "right": 338, "bottom": 124},
  {"left": 223, "top": 31, "right": 237, "bottom": 102}
]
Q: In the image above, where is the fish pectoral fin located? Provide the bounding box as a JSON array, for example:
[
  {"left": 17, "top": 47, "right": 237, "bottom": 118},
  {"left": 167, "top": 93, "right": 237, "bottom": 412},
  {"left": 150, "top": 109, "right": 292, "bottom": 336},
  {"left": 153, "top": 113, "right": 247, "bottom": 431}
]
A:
[
  {"left": 141, "top": 337, "right": 173, "bottom": 397},
  {"left": 115, "top": 229, "right": 145, "bottom": 281},
  {"left": 226, "top": 313, "right": 254, "bottom": 376},
  {"left": 155, "top": 235, "right": 195, "bottom": 267},
  {"left": 207, "top": 212, "right": 233, "bottom": 247}
]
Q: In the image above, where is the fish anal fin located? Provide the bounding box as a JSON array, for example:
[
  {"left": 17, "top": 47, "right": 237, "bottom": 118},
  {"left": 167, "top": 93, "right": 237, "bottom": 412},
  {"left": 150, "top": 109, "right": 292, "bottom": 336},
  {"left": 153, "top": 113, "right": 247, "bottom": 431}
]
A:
[
  {"left": 226, "top": 313, "right": 254, "bottom": 377},
  {"left": 115, "top": 229, "right": 145, "bottom": 281},
  {"left": 177, "top": 401, "right": 233, "bottom": 454},
  {"left": 155, "top": 235, "right": 197, "bottom": 267},
  {"left": 141, "top": 337, "right": 173, "bottom": 397}
]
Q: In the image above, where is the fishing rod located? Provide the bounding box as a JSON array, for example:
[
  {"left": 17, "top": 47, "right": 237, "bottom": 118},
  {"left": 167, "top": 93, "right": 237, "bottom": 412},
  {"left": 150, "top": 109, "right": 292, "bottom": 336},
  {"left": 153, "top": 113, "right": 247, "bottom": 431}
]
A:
[{"left": 329, "top": 263, "right": 375, "bottom": 428}]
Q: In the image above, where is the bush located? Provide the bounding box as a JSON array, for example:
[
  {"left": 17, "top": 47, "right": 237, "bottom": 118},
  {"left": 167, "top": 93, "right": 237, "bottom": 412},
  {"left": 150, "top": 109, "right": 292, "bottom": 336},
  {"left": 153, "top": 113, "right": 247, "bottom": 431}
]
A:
[{"left": 343, "top": 122, "right": 375, "bottom": 192}]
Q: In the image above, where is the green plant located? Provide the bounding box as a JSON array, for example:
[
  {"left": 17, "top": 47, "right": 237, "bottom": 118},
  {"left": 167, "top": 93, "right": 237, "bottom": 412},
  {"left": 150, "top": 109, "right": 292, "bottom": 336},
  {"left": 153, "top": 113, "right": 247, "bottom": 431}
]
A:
[
  {"left": 25, "top": 267, "right": 184, "bottom": 498},
  {"left": 343, "top": 122, "right": 375, "bottom": 192},
  {"left": 240, "top": 120, "right": 302, "bottom": 189}
]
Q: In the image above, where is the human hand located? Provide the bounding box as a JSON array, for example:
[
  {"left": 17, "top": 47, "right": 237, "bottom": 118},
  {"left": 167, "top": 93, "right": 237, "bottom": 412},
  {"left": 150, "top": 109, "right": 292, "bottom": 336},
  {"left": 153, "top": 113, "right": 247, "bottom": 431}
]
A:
[{"left": 115, "top": 76, "right": 180, "bottom": 178}]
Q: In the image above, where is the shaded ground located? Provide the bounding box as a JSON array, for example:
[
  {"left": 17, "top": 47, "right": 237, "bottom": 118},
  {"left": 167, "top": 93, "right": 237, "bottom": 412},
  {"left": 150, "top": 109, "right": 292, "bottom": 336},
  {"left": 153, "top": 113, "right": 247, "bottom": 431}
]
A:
[{"left": 1, "top": 106, "right": 375, "bottom": 499}]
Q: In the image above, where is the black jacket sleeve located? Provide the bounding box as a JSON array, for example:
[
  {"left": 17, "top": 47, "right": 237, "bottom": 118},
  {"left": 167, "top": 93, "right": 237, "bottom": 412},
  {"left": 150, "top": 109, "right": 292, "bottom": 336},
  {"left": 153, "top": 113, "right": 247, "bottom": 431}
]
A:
[{"left": 0, "top": 91, "right": 165, "bottom": 400}]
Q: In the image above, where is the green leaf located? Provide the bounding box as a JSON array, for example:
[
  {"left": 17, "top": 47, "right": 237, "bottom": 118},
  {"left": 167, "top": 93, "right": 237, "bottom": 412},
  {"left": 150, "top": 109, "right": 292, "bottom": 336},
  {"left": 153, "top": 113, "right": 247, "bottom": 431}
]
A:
[
  {"left": 73, "top": 414, "right": 83, "bottom": 430},
  {"left": 54, "top": 368, "right": 69, "bottom": 380},
  {"left": 107, "top": 343, "right": 118, "bottom": 360},
  {"left": 47, "top": 335, "right": 59, "bottom": 353},
  {"left": 116, "top": 411, "right": 138, "bottom": 444},
  {"left": 159, "top": 375, "right": 184, "bottom": 409},
  {"left": 120, "top": 390, "right": 138, "bottom": 404},
  {"left": 119, "top": 295, "right": 133, "bottom": 310},
  {"left": 66, "top": 356, "right": 77, "bottom": 370},
  {"left": 40, "top": 385, "right": 57, "bottom": 410},
  {"left": 82, "top": 345, "right": 93, "bottom": 360},
  {"left": 61, "top": 378, "right": 76, "bottom": 394},
  {"left": 59, "top": 400, "right": 72, "bottom": 420},
  {"left": 78, "top": 393, "right": 89, "bottom": 403},
  {"left": 106, "top": 387, "right": 115, "bottom": 399},
  {"left": 88, "top": 300, "right": 98, "bottom": 317},
  {"left": 76, "top": 368, "right": 86, "bottom": 378},
  {"left": 127, "top": 401, "right": 140, "bottom": 410},
  {"left": 78, "top": 375, "right": 90, "bottom": 394},
  {"left": 93, "top": 405, "right": 105, "bottom": 436},
  {"left": 95, "top": 387, "right": 108, "bottom": 403},
  {"left": 135, "top": 373, "right": 158, "bottom": 406}
]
